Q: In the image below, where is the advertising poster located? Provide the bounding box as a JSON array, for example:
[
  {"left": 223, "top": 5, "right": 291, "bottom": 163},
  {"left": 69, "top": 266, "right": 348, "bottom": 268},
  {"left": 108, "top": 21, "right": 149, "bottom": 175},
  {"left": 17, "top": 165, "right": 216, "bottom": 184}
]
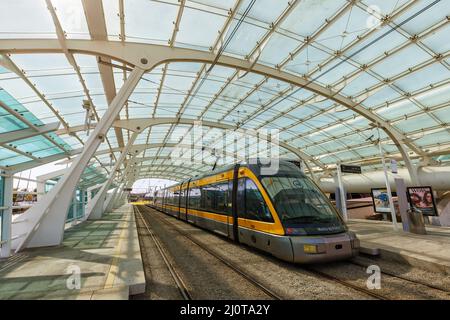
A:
[
  {"left": 407, "top": 186, "right": 438, "bottom": 216},
  {"left": 371, "top": 188, "right": 391, "bottom": 213}
]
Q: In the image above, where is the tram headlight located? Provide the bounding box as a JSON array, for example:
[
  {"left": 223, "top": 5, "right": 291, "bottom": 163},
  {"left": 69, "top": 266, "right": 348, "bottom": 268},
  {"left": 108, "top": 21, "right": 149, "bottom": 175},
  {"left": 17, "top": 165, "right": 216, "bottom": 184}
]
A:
[{"left": 303, "top": 244, "right": 319, "bottom": 254}]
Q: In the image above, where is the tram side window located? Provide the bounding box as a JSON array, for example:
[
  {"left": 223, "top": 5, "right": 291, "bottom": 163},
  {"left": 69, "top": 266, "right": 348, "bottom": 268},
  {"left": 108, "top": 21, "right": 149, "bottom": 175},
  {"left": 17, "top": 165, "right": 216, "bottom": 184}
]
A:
[
  {"left": 237, "top": 178, "right": 273, "bottom": 222},
  {"left": 201, "top": 183, "right": 230, "bottom": 215},
  {"left": 215, "top": 182, "right": 229, "bottom": 215},
  {"left": 189, "top": 187, "right": 201, "bottom": 209},
  {"left": 201, "top": 185, "right": 215, "bottom": 212},
  {"left": 237, "top": 178, "right": 246, "bottom": 218},
  {"left": 246, "top": 179, "right": 273, "bottom": 222},
  {"left": 174, "top": 190, "right": 180, "bottom": 207},
  {"left": 180, "top": 189, "right": 185, "bottom": 208}
]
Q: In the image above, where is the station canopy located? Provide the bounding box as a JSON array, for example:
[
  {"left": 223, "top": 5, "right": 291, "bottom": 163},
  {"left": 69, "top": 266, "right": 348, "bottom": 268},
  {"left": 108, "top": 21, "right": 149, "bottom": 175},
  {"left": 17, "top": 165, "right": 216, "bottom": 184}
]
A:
[{"left": 0, "top": 0, "right": 449, "bottom": 182}]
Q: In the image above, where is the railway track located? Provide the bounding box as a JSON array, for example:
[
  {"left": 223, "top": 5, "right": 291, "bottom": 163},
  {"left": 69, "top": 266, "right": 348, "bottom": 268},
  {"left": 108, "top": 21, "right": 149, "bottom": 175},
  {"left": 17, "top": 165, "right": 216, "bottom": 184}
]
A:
[
  {"left": 134, "top": 206, "right": 192, "bottom": 300},
  {"left": 137, "top": 205, "right": 282, "bottom": 300},
  {"left": 138, "top": 205, "right": 449, "bottom": 300},
  {"left": 302, "top": 266, "right": 389, "bottom": 300},
  {"left": 303, "top": 260, "right": 450, "bottom": 300},
  {"left": 141, "top": 205, "right": 386, "bottom": 300},
  {"left": 348, "top": 260, "right": 450, "bottom": 295}
]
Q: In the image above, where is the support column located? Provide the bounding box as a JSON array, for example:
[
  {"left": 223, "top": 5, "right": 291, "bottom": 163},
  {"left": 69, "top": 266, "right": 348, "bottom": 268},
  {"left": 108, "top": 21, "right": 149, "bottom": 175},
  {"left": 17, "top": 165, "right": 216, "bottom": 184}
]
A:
[
  {"left": 71, "top": 189, "right": 78, "bottom": 227},
  {"left": 106, "top": 182, "right": 123, "bottom": 212},
  {"left": 113, "top": 183, "right": 125, "bottom": 209},
  {"left": 396, "top": 143, "right": 419, "bottom": 185},
  {"left": 86, "top": 132, "right": 139, "bottom": 219},
  {"left": 102, "top": 187, "right": 117, "bottom": 213},
  {"left": 378, "top": 137, "right": 398, "bottom": 231},
  {"left": 122, "top": 177, "right": 135, "bottom": 206},
  {"left": 12, "top": 67, "right": 145, "bottom": 252},
  {"left": 86, "top": 184, "right": 103, "bottom": 204},
  {"left": 111, "top": 159, "right": 138, "bottom": 210},
  {"left": 336, "top": 163, "right": 348, "bottom": 221},
  {"left": 0, "top": 172, "right": 13, "bottom": 258},
  {"left": 395, "top": 177, "right": 411, "bottom": 232},
  {"left": 107, "top": 154, "right": 139, "bottom": 211},
  {"left": 104, "top": 186, "right": 119, "bottom": 213},
  {"left": 115, "top": 175, "right": 135, "bottom": 208}
]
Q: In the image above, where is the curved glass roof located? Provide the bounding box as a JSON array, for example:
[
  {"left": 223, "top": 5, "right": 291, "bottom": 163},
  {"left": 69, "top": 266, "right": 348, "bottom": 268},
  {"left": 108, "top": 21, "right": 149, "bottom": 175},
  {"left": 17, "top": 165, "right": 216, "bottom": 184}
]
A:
[{"left": 0, "top": 0, "right": 449, "bottom": 182}]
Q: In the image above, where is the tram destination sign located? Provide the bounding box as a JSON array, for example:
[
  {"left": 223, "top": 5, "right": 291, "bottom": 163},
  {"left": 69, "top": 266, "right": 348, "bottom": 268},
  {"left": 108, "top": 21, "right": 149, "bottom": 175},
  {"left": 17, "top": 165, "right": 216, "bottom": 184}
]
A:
[{"left": 340, "top": 164, "right": 362, "bottom": 174}]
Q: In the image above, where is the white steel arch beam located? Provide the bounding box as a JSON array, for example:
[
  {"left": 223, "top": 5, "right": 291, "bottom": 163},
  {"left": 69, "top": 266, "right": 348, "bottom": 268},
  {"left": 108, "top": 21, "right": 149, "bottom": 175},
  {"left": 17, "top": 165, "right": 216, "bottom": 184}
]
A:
[
  {"left": 11, "top": 66, "right": 146, "bottom": 252},
  {"left": 71, "top": 143, "right": 247, "bottom": 163},
  {"left": 86, "top": 132, "right": 139, "bottom": 220},
  {"left": 130, "top": 174, "right": 185, "bottom": 184},
  {"left": 80, "top": 0, "right": 125, "bottom": 149},
  {"left": 0, "top": 39, "right": 420, "bottom": 182},
  {"left": 131, "top": 163, "right": 205, "bottom": 174},
  {"left": 149, "top": 174, "right": 184, "bottom": 181},
  {"left": 137, "top": 169, "right": 201, "bottom": 183},
  {"left": 114, "top": 117, "right": 320, "bottom": 174},
  {"left": 128, "top": 169, "right": 189, "bottom": 179},
  {"left": 59, "top": 122, "right": 317, "bottom": 177},
  {"left": 130, "top": 171, "right": 190, "bottom": 181},
  {"left": 131, "top": 156, "right": 237, "bottom": 166}
]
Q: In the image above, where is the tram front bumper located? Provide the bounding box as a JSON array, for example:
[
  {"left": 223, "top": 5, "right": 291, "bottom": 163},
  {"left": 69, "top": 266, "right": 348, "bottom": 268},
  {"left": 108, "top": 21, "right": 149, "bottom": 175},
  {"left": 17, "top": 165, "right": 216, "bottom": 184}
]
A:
[{"left": 290, "top": 232, "right": 359, "bottom": 263}]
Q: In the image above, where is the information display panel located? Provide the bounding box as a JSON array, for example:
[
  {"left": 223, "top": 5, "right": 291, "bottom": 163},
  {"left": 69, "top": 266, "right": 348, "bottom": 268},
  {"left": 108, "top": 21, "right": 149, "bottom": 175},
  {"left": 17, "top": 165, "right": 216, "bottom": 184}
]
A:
[{"left": 340, "top": 164, "right": 362, "bottom": 174}]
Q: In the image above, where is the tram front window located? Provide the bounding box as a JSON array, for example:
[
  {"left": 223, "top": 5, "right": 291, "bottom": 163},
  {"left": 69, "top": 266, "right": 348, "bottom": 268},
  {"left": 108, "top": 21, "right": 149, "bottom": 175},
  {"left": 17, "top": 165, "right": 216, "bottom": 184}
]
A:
[{"left": 261, "top": 175, "right": 346, "bottom": 235}]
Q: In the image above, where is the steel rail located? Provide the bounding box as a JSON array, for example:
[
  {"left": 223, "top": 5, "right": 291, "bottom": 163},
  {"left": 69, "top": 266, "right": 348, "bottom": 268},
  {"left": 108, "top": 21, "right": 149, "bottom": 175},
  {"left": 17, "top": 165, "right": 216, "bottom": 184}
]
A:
[
  {"left": 143, "top": 206, "right": 389, "bottom": 300},
  {"left": 349, "top": 260, "right": 450, "bottom": 295},
  {"left": 302, "top": 266, "right": 389, "bottom": 300},
  {"left": 139, "top": 205, "right": 282, "bottom": 300},
  {"left": 134, "top": 205, "right": 192, "bottom": 300}
]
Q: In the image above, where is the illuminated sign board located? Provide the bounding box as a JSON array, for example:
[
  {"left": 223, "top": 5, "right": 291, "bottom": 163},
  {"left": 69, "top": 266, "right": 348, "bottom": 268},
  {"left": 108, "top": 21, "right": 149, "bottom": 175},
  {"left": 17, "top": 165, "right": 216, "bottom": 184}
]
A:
[
  {"left": 371, "top": 188, "right": 390, "bottom": 213},
  {"left": 407, "top": 186, "right": 438, "bottom": 216},
  {"left": 340, "top": 164, "right": 362, "bottom": 174}
]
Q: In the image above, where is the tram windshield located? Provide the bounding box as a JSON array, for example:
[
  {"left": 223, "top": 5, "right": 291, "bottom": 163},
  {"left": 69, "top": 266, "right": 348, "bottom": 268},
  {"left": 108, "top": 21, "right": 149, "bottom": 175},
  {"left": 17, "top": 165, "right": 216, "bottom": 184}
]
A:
[{"left": 261, "top": 175, "right": 346, "bottom": 235}]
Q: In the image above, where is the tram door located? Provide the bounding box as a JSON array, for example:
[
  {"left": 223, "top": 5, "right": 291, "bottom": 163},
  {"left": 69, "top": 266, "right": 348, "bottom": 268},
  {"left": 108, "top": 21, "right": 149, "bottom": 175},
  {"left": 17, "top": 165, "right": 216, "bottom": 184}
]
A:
[
  {"left": 180, "top": 186, "right": 187, "bottom": 221},
  {"left": 177, "top": 184, "right": 184, "bottom": 219},
  {"left": 236, "top": 177, "right": 274, "bottom": 251},
  {"left": 226, "top": 180, "right": 231, "bottom": 238},
  {"left": 230, "top": 165, "right": 240, "bottom": 242}
]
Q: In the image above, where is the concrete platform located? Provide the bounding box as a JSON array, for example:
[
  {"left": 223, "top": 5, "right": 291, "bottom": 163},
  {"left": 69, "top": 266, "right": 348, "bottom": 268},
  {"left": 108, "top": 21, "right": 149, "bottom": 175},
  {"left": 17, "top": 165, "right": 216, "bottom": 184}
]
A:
[
  {"left": 0, "top": 204, "right": 145, "bottom": 300},
  {"left": 349, "top": 219, "right": 450, "bottom": 275}
]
